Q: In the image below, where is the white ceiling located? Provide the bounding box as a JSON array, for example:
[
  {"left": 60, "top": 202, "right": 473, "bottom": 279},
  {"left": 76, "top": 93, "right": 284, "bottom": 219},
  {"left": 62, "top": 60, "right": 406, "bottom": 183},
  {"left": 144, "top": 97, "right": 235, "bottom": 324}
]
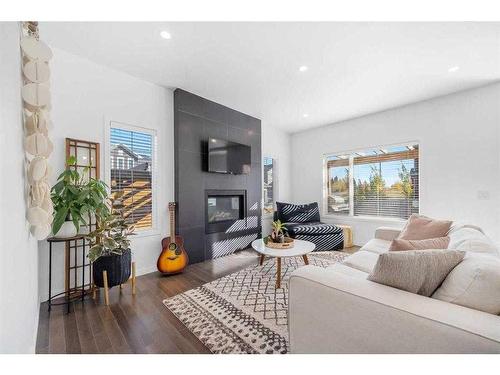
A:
[{"left": 40, "top": 22, "right": 500, "bottom": 133}]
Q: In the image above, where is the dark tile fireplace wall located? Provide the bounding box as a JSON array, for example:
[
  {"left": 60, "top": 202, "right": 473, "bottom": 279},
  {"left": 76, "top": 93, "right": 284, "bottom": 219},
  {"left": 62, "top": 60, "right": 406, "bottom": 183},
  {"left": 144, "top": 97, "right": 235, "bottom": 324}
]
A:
[{"left": 174, "top": 89, "right": 262, "bottom": 264}]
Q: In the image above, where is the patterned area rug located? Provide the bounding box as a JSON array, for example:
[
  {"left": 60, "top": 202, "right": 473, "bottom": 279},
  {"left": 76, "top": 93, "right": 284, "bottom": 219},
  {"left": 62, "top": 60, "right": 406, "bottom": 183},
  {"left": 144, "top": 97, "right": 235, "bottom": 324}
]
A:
[{"left": 163, "top": 251, "right": 348, "bottom": 354}]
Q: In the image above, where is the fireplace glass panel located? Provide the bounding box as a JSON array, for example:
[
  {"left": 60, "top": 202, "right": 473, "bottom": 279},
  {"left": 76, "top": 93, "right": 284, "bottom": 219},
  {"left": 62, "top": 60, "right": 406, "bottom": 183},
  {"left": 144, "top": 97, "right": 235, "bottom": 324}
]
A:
[{"left": 207, "top": 196, "right": 242, "bottom": 223}]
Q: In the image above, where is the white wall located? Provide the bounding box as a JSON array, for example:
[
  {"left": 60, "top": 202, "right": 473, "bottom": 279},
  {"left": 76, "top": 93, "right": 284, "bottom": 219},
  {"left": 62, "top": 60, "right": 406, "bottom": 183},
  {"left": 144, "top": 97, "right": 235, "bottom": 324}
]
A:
[
  {"left": 262, "top": 124, "right": 292, "bottom": 235},
  {"left": 291, "top": 84, "right": 500, "bottom": 245},
  {"left": 38, "top": 48, "right": 174, "bottom": 301},
  {"left": 0, "top": 22, "right": 40, "bottom": 353}
]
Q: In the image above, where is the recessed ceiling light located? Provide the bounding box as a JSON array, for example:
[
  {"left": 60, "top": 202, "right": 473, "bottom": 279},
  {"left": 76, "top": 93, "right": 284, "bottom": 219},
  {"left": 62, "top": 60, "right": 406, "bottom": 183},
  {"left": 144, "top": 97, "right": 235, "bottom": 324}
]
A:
[
  {"left": 303, "top": 113, "right": 309, "bottom": 118},
  {"left": 160, "top": 31, "right": 172, "bottom": 40},
  {"left": 448, "top": 66, "right": 460, "bottom": 73},
  {"left": 299, "top": 66, "right": 308, "bottom": 72}
]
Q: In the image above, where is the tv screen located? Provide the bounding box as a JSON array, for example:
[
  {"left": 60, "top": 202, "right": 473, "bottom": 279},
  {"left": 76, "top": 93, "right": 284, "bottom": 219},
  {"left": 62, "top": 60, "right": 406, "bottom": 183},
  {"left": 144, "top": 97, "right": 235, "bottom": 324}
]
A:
[{"left": 208, "top": 138, "right": 251, "bottom": 174}]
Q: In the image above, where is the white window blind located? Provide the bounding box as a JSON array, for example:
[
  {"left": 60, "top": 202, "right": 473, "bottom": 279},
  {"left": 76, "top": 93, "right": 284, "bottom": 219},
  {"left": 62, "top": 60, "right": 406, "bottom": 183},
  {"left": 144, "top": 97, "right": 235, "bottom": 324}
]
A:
[
  {"left": 325, "top": 144, "right": 419, "bottom": 220},
  {"left": 110, "top": 127, "right": 155, "bottom": 230},
  {"left": 263, "top": 157, "right": 276, "bottom": 215}
]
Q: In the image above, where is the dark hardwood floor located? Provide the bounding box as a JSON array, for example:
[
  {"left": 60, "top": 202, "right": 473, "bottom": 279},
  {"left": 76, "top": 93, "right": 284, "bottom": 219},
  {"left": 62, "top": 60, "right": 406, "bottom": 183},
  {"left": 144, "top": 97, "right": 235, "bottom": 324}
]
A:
[{"left": 36, "top": 247, "right": 358, "bottom": 354}]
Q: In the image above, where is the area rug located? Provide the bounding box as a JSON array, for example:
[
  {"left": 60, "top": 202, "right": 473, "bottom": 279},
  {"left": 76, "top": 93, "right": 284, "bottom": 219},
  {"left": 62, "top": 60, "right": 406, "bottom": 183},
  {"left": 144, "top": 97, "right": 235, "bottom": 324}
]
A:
[{"left": 163, "top": 251, "right": 348, "bottom": 354}]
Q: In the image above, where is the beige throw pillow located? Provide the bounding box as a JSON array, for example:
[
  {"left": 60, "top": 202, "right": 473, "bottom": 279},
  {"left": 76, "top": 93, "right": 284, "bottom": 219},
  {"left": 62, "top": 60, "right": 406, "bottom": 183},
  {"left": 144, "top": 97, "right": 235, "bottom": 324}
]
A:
[
  {"left": 398, "top": 214, "right": 452, "bottom": 240},
  {"left": 368, "top": 250, "right": 465, "bottom": 296},
  {"left": 432, "top": 255, "right": 500, "bottom": 314},
  {"left": 389, "top": 236, "right": 450, "bottom": 251}
]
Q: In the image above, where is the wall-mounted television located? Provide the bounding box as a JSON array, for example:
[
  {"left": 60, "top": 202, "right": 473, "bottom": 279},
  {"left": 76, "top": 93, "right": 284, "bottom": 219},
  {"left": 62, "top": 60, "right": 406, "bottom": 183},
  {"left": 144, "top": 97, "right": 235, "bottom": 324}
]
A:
[{"left": 208, "top": 137, "right": 251, "bottom": 175}]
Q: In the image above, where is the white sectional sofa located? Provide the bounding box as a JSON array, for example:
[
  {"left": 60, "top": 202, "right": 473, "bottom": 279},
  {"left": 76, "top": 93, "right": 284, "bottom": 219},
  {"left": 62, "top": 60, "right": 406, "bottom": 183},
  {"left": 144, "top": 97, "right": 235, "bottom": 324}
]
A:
[{"left": 288, "top": 224, "right": 500, "bottom": 353}]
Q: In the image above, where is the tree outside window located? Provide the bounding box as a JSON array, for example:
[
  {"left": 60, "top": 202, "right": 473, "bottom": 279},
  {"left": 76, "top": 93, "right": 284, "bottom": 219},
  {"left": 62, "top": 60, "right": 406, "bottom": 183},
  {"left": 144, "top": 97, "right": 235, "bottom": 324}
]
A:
[{"left": 325, "top": 144, "right": 419, "bottom": 219}]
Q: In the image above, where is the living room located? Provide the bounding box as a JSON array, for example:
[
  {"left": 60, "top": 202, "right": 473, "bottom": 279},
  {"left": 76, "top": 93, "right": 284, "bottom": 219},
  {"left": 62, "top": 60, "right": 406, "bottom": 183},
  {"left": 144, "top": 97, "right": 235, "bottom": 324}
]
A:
[{"left": 1, "top": 0, "right": 500, "bottom": 370}]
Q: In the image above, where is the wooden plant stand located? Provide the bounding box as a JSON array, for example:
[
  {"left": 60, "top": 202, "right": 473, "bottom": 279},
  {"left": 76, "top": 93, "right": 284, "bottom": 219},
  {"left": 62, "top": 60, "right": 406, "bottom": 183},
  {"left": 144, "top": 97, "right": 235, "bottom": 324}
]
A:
[{"left": 92, "top": 262, "right": 137, "bottom": 306}]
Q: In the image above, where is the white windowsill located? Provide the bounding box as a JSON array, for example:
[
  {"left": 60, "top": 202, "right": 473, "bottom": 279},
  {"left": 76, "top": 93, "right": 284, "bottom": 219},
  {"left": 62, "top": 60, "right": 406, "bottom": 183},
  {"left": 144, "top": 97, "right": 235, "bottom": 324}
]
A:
[{"left": 322, "top": 214, "right": 406, "bottom": 225}]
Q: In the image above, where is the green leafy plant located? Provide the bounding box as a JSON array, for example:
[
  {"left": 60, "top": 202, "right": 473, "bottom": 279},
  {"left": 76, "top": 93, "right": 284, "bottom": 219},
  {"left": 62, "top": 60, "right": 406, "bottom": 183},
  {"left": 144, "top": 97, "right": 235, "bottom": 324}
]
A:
[
  {"left": 86, "top": 190, "right": 135, "bottom": 262},
  {"left": 265, "top": 219, "right": 288, "bottom": 244},
  {"left": 51, "top": 156, "right": 109, "bottom": 235}
]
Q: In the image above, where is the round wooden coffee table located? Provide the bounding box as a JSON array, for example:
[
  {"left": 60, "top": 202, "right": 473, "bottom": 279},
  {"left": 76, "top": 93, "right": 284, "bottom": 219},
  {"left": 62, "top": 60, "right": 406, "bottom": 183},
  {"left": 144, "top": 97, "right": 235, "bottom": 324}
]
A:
[{"left": 251, "top": 239, "right": 316, "bottom": 288}]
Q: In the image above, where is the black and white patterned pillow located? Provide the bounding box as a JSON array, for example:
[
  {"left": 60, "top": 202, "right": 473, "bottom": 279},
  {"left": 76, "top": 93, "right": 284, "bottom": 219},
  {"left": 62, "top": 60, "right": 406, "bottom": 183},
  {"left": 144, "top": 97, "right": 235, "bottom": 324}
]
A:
[{"left": 276, "top": 202, "right": 320, "bottom": 223}]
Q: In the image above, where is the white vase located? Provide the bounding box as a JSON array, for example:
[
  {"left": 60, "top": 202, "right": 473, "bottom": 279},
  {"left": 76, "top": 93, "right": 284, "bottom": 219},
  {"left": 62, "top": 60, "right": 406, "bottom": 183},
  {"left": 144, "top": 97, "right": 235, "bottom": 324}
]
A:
[{"left": 54, "top": 220, "right": 77, "bottom": 238}]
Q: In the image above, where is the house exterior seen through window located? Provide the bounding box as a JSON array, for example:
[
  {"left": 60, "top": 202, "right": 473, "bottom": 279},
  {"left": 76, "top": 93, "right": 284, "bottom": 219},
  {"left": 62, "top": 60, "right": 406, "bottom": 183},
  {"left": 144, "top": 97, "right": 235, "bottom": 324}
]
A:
[
  {"left": 324, "top": 143, "right": 419, "bottom": 220},
  {"left": 109, "top": 126, "right": 155, "bottom": 231},
  {"left": 263, "top": 157, "right": 276, "bottom": 215}
]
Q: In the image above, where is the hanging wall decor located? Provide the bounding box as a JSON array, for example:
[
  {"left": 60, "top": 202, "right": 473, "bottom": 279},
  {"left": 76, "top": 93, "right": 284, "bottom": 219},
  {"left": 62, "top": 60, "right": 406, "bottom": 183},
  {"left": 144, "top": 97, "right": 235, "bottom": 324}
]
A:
[{"left": 20, "top": 21, "right": 54, "bottom": 240}]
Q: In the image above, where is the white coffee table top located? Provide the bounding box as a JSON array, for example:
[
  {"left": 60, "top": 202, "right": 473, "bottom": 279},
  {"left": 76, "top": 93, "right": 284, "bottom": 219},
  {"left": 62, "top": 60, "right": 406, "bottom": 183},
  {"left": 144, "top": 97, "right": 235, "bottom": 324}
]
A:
[{"left": 251, "top": 238, "right": 315, "bottom": 257}]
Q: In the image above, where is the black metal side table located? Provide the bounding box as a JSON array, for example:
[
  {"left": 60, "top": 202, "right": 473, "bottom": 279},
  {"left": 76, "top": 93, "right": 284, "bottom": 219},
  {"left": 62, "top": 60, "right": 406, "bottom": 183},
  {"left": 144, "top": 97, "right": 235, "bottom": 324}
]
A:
[{"left": 46, "top": 235, "right": 91, "bottom": 314}]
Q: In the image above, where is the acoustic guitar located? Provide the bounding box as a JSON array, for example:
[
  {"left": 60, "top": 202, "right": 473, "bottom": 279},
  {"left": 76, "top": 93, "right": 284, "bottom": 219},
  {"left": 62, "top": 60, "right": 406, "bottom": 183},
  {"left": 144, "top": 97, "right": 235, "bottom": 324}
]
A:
[{"left": 157, "top": 202, "right": 189, "bottom": 274}]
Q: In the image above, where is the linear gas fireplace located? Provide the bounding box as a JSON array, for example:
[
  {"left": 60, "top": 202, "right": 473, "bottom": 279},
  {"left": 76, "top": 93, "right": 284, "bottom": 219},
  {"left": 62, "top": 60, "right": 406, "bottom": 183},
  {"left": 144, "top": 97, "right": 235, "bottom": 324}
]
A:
[{"left": 205, "top": 189, "right": 247, "bottom": 234}]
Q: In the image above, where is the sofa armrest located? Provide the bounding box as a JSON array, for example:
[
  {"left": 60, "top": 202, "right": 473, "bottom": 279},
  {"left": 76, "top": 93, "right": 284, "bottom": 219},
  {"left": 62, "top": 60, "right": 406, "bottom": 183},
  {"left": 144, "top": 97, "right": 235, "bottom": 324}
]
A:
[
  {"left": 288, "top": 266, "right": 500, "bottom": 353},
  {"left": 374, "top": 226, "right": 401, "bottom": 241}
]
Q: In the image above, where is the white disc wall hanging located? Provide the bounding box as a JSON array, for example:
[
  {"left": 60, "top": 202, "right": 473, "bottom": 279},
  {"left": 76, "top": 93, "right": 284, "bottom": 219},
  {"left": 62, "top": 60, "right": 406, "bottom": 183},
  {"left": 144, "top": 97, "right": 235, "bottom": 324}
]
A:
[
  {"left": 21, "top": 83, "right": 51, "bottom": 110},
  {"left": 39, "top": 137, "right": 54, "bottom": 158},
  {"left": 24, "top": 132, "right": 51, "bottom": 156},
  {"left": 27, "top": 206, "right": 49, "bottom": 226},
  {"left": 20, "top": 22, "right": 55, "bottom": 240},
  {"left": 30, "top": 223, "right": 51, "bottom": 240},
  {"left": 25, "top": 112, "right": 49, "bottom": 135},
  {"left": 41, "top": 196, "right": 54, "bottom": 217},
  {"left": 31, "top": 181, "right": 50, "bottom": 206},
  {"left": 23, "top": 60, "right": 50, "bottom": 83},
  {"left": 20, "top": 37, "right": 53, "bottom": 61},
  {"left": 28, "top": 156, "right": 48, "bottom": 183}
]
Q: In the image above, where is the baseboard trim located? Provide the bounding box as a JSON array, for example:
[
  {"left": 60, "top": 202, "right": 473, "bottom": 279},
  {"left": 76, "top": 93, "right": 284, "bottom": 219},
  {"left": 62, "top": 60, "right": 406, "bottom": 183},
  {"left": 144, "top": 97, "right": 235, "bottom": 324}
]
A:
[
  {"left": 136, "top": 264, "right": 158, "bottom": 276},
  {"left": 31, "top": 300, "right": 40, "bottom": 354}
]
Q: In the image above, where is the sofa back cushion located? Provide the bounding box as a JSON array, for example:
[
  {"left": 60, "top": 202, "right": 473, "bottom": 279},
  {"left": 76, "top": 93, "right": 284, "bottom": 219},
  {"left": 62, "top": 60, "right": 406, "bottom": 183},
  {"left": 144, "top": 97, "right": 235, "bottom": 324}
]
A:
[
  {"left": 398, "top": 214, "right": 452, "bottom": 240},
  {"left": 389, "top": 237, "right": 450, "bottom": 251},
  {"left": 448, "top": 225, "right": 499, "bottom": 256},
  {"left": 368, "top": 250, "right": 465, "bottom": 296},
  {"left": 432, "top": 254, "right": 500, "bottom": 315},
  {"left": 276, "top": 202, "right": 320, "bottom": 223}
]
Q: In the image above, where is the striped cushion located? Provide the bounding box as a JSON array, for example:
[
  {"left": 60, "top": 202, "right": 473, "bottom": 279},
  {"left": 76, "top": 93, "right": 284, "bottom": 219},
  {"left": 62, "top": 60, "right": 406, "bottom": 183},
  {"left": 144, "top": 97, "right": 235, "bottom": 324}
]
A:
[
  {"left": 285, "top": 222, "right": 344, "bottom": 251},
  {"left": 276, "top": 202, "right": 320, "bottom": 223},
  {"left": 286, "top": 222, "right": 343, "bottom": 235}
]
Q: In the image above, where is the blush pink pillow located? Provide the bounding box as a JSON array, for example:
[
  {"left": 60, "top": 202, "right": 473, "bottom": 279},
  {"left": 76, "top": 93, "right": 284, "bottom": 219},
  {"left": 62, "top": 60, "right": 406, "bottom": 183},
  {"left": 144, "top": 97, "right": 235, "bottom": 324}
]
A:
[
  {"left": 398, "top": 214, "right": 452, "bottom": 240},
  {"left": 389, "top": 236, "right": 450, "bottom": 251}
]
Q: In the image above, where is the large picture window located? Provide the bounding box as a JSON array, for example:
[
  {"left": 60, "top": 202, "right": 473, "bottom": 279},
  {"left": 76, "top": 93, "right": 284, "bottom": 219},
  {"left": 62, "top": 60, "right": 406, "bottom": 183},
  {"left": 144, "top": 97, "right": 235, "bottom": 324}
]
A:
[
  {"left": 263, "top": 157, "right": 276, "bottom": 215},
  {"left": 325, "top": 143, "right": 419, "bottom": 220},
  {"left": 108, "top": 123, "right": 156, "bottom": 231}
]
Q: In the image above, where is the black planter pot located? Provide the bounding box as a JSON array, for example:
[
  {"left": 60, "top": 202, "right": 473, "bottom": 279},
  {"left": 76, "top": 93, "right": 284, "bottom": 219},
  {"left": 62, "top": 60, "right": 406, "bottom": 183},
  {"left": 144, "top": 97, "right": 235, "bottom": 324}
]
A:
[{"left": 92, "top": 249, "right": 132, "bottom": 288}]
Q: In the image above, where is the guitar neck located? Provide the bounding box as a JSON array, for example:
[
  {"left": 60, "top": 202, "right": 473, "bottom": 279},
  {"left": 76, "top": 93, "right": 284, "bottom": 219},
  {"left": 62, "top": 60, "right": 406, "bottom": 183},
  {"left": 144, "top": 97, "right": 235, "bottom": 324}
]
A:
[{"left": 170, "top": 207, "right": 176, "bottom": 240}]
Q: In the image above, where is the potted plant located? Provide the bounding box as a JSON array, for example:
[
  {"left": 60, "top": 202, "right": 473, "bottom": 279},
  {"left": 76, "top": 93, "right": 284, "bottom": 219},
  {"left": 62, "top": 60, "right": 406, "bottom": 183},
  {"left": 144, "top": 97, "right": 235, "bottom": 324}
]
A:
[
  {"left": 263, "top": 220, "right": 294, "bottom": 249},
  {"left": 50, "top": 156, "right": 109, "bottom": 237},
  {"left": 87, "top": 190, "right": 135, "bottom": 288}
]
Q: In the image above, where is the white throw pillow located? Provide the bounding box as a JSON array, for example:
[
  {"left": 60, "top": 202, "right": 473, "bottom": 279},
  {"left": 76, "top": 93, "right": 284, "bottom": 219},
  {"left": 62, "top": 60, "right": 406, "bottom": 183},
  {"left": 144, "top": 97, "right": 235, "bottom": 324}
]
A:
[
  {"left": 448, "top": 227, "right": 499, "bottom": 256},
  {"left": 432, "top": 254, "right": 500, "bottom": 315}
]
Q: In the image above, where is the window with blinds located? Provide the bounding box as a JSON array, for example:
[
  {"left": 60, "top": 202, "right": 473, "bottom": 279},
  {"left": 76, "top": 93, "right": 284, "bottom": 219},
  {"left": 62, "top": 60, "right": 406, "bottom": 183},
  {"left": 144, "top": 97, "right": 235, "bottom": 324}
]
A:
[
  {"left": 109, "top": 126, "right": 155, "bottom": 231},
  {"left": 263, "top": 157, "right": 276, "bottom": 215},
  {"left": 325, "top": 144, "right": 419, "bottom": 220}
]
